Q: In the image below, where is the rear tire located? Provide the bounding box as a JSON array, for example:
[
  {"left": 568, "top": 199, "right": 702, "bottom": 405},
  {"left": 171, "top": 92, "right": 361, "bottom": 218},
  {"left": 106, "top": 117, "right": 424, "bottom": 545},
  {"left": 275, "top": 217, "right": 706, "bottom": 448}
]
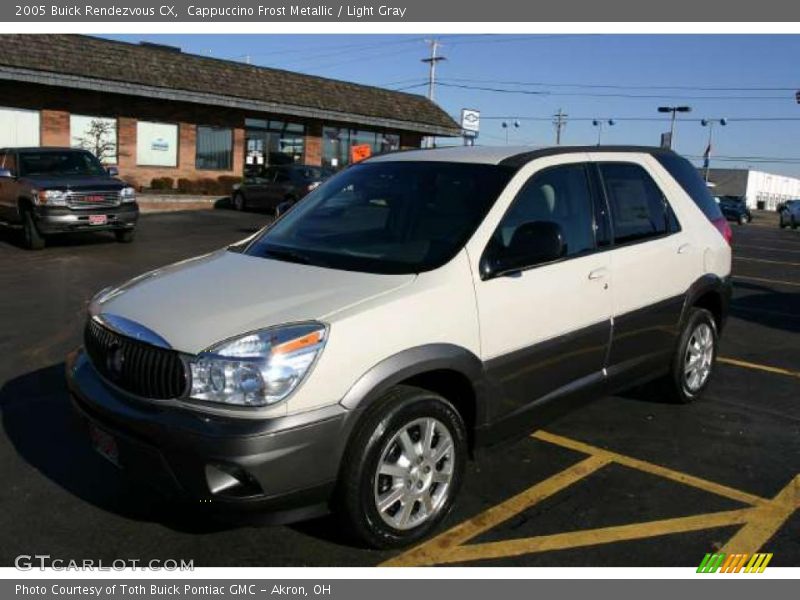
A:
[
  {"left": 664, "top": 308, "right": 718, "bottom": 404},
  {"left": 114, "top": 229, "right": 135, "bottom": 243},
  {"left": 337, "top": 385, "right": 467, "bottom": 549},
  {"left": 737, "top": 214, "right": 746, "bottom": 226},
  {"left": 22, "top": 209, "right": 45, "bottom": 250}
]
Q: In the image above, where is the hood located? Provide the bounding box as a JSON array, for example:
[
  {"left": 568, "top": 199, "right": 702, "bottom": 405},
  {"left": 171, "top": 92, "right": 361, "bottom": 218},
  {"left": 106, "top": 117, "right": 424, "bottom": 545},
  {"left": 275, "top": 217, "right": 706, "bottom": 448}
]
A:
[
  {"left": 93, "top": 250, "right": 416, "bottom": 354},
  {"left": 23, "top": 174, "right": 125, "bottom": 191}
]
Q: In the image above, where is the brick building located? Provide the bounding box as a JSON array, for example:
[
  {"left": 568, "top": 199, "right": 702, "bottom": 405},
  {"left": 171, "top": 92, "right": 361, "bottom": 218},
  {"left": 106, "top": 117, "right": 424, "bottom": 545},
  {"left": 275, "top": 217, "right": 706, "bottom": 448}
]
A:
[{"left": 0, "top": 35, "right": 460, "bottom": 190}]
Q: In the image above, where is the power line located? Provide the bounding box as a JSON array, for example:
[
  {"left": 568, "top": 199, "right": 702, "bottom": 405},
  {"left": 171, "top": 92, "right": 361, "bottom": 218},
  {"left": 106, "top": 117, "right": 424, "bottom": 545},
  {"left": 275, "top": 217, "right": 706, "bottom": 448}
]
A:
[
  {"left": 435, "top": 81, "right": 792, "bottom": 101},
  {"left": 478, "top": 115, "right": 800, "bottom": 123},
  {"left": 440, "top": 76, "right": 798, "bottom": 92}
]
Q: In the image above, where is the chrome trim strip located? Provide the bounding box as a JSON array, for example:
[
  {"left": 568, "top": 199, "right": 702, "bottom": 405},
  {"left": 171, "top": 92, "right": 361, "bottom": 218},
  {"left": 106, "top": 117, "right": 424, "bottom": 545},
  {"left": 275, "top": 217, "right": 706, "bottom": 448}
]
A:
[{"left": 92, "top": 313, "right": 172, "bottom": 349}]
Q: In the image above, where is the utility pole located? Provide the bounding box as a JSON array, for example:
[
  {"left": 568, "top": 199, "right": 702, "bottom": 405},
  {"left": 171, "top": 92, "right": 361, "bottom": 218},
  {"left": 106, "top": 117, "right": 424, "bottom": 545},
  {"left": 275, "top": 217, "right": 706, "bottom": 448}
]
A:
[
  {"left": 701, "top": 118, "right": 727, "bottom": 182},
  {"left": 553, "top": 108, "right": 567, "bottom": 145},
  {"left": 421, "top": 40, "right": 446, "bottom": 148}
]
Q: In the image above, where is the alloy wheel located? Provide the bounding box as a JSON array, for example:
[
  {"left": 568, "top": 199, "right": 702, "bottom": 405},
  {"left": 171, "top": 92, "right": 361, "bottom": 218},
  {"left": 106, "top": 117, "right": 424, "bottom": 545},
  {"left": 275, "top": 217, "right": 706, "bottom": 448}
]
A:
[
  {"left": 684, "top": 322, "right": 714, "bottom": 392},
  {"left": 373, "top": 417, "right": 455, "bottom": 531}
]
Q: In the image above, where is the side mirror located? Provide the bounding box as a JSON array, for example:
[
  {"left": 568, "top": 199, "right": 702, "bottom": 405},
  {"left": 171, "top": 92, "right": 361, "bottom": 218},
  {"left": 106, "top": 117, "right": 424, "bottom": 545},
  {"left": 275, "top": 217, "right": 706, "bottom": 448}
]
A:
[
  {"left": 106, "top": 166, "right": 119, "bottom": 177},
  {"left": 0, "top": 168, "right": 13, "bottom": 178},
  {"left": 481, "top": 221, "right": 566, "bottom": 279}
]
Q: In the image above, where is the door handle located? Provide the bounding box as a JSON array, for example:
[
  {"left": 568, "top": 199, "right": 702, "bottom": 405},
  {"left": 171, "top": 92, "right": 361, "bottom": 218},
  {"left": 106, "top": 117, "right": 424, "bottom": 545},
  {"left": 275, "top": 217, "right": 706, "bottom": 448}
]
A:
[
  {"left": 588, "top": 268, "right": 608, "bottom": 280},
  {"left": 677, "top": 243, "right": 691, "bottom": 255}
]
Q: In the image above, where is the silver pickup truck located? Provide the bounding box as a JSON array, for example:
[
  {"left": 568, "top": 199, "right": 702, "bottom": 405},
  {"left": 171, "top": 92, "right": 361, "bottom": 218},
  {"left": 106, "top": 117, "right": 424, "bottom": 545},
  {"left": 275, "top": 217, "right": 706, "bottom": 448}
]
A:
[{"left": 0, "top": 147, "right": 138, "bottom": 249}]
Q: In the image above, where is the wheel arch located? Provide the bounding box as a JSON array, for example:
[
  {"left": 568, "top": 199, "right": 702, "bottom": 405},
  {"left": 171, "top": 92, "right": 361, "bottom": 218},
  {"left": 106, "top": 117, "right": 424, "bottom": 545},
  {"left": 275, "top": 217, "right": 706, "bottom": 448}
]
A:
[
  {"left": 680, "top": 274, "right": 731, "bottom": 332},
  {"left": 339, "top": 344, "right": 490, "bottom": 452}
]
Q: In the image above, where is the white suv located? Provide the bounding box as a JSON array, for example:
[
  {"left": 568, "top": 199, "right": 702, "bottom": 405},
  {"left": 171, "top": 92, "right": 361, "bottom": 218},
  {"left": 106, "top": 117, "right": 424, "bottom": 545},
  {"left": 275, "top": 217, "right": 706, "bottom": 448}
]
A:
[{"left": 67, "top": 146, "right": 732, "bottom": 548}]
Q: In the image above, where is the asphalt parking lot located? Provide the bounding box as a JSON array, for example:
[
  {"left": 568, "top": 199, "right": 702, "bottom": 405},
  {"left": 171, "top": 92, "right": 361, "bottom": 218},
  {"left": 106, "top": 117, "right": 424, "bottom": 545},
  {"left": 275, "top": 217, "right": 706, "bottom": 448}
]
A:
[{"left": 0, "top": 209, "right": 797, "bottom": 567}]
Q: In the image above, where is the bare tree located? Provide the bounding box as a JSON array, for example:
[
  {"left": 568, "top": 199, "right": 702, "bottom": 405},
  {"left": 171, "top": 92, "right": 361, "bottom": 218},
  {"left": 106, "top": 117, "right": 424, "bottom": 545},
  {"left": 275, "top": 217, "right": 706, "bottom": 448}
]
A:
[{"left": 74, "top": 119, "right": 117, "bottom": 164}]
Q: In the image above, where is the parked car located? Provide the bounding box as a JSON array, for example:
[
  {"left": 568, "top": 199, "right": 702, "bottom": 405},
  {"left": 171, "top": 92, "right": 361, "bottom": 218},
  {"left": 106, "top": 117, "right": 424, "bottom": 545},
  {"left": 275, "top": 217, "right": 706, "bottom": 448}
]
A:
[
  {"left": 0, "top": 147, "right": 138, "bottom": 249},
  {"left": 67, "top": 146, "right": 731, "bottom": 548},
  {"left": 232, "top": 164, "right": 325, "bottom": 214},
  {"left": 779, "top": 199, "right": 800, "bottom": 229},
  {"left": 717, "top": 196, "right": 752, "bottom": 225}
]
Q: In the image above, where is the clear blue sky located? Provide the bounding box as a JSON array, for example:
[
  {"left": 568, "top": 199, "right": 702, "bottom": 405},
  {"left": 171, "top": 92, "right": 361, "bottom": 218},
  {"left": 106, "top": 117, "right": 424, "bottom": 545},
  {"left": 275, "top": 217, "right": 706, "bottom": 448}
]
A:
[{"left": 103, "top": 34, "right": 800, "bottom": 177}]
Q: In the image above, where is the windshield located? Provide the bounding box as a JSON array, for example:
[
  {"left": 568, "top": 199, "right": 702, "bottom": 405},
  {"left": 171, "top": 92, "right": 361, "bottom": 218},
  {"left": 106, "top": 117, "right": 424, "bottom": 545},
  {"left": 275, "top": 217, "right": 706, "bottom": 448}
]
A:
[
  {"left": 18, "top": 150, "right": 107, "bottom": 178},
  {"left": 242, "top": 161, "right": 514, "bottom": 274}
]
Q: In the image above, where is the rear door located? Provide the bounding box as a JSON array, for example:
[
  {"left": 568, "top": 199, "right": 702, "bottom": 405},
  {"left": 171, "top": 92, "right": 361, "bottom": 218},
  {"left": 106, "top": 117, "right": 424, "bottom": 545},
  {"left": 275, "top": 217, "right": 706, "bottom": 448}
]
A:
[
  {"left": 590, "top": 153, "right": 698, "bottom": 385},
  {"left": 468, "top": 156, "right": 612, "bottom": 429}
]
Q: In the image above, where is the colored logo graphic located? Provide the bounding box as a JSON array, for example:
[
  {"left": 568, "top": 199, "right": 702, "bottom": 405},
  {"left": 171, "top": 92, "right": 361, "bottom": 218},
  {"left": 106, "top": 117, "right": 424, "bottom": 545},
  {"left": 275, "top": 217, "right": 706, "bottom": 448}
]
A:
[{"left": 697, "top": 553, "right": 773, "bottom": 573}]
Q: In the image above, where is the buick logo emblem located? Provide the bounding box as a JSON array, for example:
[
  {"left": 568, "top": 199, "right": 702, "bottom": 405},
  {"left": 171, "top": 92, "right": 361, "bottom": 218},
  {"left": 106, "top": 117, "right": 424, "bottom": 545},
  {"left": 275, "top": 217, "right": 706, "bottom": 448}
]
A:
[{"left": 106, "top": 343, "right": 125, "bottom": 378}]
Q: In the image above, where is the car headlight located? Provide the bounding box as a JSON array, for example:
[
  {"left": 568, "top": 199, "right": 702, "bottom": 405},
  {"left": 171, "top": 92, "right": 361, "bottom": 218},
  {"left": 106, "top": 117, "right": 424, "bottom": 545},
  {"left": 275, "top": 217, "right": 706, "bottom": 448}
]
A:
[
  {"left": 120, "top": 186, "right": 136, "bottom": 203},
  {"left": 188, "top": 322, "right": 327, "bottom": 407},
  {"left": 35, "top": 189, "right": 68, "bottom": 206}
]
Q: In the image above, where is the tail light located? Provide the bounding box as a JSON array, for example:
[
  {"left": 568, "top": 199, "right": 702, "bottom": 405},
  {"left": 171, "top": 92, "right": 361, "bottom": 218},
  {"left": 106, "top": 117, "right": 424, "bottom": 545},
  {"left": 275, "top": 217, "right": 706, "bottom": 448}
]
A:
[{"left": 711, "top": 217, "right": 733, "bottom": 245}]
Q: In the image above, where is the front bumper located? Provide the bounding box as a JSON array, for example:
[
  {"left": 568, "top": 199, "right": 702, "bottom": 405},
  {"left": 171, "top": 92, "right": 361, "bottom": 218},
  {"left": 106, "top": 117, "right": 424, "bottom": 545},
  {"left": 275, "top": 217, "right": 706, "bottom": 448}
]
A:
[
  {"left": 66, "top": 348, "right": 354, "bottom": 522},
  {"left": 34, "top": 204, "right": 139, "bottom": 235}
]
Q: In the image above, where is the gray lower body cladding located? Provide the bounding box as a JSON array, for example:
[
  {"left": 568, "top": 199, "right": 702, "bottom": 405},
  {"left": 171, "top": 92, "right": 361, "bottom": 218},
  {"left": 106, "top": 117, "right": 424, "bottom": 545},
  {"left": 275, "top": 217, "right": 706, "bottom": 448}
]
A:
[{"left": 66, "top": 349, "right": 354, "bottom": 522}]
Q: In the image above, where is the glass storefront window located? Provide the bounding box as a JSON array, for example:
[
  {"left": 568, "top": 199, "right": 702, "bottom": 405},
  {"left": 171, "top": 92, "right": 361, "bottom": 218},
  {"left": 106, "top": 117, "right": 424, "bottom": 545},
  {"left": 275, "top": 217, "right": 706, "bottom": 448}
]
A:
[
  {"left": 322, "top": 127, "right": 401, "bottom": 171},
  {"left": 244, "top": 118, "right": 305, "bottom": 175},
  {"left": 196, "top": 126, "right": 233, "bottom": 170}
]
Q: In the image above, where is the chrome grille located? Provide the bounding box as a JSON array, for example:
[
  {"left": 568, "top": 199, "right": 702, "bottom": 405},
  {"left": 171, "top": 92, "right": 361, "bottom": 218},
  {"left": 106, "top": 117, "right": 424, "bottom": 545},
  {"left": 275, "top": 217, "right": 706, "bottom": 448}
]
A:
[
  {"left": 68, "top": 191, "right": 121, "bottom": 209},
  {"left": 84, "top": 318, "right": 187, "bottom": 400}
]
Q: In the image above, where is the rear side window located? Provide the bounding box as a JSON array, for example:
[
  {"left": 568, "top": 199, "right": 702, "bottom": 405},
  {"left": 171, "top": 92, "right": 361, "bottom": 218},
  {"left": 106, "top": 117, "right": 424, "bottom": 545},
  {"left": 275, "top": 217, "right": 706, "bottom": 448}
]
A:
[
  {"left": 655, "top": 153, "right": 723, "bottom": 221},
  {"left": 599, "top": 163, "right": 674, "bottom": 244}
]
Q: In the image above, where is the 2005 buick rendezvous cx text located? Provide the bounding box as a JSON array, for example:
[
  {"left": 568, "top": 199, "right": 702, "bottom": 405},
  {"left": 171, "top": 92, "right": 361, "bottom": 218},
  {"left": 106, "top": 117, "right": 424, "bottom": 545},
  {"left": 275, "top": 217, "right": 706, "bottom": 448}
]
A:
[{"left": 67, "top": 145, "right": 732, "bottom": 548}]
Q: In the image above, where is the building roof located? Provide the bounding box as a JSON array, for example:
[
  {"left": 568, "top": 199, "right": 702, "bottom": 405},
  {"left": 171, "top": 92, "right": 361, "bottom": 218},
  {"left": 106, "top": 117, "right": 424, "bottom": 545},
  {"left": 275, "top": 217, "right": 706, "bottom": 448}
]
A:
[
  {"left": 0, "top": 35, "right": 461, "bottom": 137},
  {"left": 368, "top": 144, "right": 675, "bottom": 166}
]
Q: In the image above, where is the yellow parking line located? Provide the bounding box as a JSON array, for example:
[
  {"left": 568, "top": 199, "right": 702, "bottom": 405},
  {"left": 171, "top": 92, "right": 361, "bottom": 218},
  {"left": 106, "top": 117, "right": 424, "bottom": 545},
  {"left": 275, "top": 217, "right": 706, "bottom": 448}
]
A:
[
  {"left": 721, "top": 475, "right": 800, "bottom": 554},
  {"left": 733, "top": 275, "right": 800, "bottom": 288},
  {"left": 532, "top": 431, "right": 768, "bottom": 507},
  {"left": 718, "top": 356, "right": 800, "bottom": 380},
  {"left": 734, "top": 256, "right": 800, "bottom": 267},
  {"left": 380, "top": 454, "right": 611, "bottom": 567},
  {"left": 432, "top": 509, "right": 755, "bottom": 565}
]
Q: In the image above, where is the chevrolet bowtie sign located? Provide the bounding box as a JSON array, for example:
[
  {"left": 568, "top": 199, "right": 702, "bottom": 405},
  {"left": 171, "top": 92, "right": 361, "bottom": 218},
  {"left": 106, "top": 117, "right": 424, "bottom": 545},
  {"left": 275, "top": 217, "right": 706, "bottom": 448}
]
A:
[{"left": 461, "top": 109, "right": 480, "bottom": 138}]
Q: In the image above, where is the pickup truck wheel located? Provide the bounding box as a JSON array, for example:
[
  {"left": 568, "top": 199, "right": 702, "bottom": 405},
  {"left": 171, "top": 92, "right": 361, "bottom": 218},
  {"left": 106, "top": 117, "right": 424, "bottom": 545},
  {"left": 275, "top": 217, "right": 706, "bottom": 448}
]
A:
[
  {"left": 22, "top": 210, "right": 45, "bottom": 250},
  {"left": 338, "top": 385, "right": 466, "bottom": 549},
  {"left": 737, "top": 214, "right": 747, "bottom": 226},
  {"left": 664, "top": 307, "right": 718, "bottom": 404},
  {"left": 232, "top": 192, "right": 245, "bottom": 212},
  {"left": 114, "top": 229, "right": 135, "bottom": 243}
]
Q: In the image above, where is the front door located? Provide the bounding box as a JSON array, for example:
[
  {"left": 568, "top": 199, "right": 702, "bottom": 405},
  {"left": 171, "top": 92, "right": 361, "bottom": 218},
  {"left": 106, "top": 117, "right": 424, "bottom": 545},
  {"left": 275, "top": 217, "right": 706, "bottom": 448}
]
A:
[{"left": 470, "top": 159, "right": 613, "bottom": 428}]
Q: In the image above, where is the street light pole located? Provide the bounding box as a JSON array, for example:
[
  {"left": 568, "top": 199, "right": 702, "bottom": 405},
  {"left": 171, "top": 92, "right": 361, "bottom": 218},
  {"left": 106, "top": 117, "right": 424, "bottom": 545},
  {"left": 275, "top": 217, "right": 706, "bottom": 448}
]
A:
[
  {"left": 701, "top": 118, "right": 727, "bottom": 182},
  {"left": 658, "top": 105, "right": 692, "bottom": 149},
  {"left": 501, "top": 120, "right": 520, "bottom": 145},
  {"left": 592, "top": 119, "right": 615, "bottom": 146}
]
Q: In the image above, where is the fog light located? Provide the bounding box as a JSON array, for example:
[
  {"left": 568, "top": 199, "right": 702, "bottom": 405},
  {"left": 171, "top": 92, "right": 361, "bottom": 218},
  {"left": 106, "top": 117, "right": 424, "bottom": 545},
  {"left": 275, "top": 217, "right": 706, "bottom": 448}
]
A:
[{"left": 205, "top": 463, "right": 263, "bottom": 498}]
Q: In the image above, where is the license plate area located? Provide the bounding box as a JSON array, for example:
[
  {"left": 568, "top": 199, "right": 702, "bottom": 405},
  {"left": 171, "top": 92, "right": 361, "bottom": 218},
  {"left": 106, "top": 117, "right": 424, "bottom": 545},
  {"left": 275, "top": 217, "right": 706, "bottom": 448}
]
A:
[
  {"left": 88, "top": 214, "right": 108, "bottom": 226},
  {"left": 88, "top": 422, "right": 120, "bottom": 467}
]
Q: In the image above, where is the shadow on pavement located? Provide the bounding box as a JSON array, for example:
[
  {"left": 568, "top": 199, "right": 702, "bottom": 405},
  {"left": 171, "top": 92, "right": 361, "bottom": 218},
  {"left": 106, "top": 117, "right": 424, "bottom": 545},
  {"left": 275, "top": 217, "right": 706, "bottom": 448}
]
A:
[
  {"left": 0, "top": 363, "right": 239, "bottom": 535},
  {"left": 731, "top": 281, "right": 800, "bottom": 334}
]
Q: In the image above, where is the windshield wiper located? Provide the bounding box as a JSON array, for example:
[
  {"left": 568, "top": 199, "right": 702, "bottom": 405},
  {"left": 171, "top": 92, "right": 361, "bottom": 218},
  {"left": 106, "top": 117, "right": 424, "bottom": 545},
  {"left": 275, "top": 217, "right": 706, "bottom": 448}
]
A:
[{"left": 260, "top": 247, "right": 315, "bottom": 266}]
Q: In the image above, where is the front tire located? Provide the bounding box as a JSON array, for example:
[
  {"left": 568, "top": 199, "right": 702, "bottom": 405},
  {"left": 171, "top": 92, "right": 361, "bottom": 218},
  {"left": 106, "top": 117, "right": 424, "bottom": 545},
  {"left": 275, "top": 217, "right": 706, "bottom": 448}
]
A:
[
  {"left": 114, "top": 229, "right": 135, "bottom": 243},
  {"left": 232, "top": 192, "right": 245, "bottom": 212},
  {"left": 780, "top": 213, "right": 787, "bottom": 228},
  {"left": 665, "top": 308, "right": 718, "bottom": 404},
  {"left": 337, "top": 385, "right": 467, "bottom": 549},
  {"left": 22, "top": 209, "right": 45, "bottom": 250}
]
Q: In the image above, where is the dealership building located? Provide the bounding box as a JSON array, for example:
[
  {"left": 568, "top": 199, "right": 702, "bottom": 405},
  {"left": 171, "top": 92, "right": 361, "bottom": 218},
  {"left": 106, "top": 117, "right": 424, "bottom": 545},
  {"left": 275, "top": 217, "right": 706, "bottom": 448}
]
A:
[
  {"left": 0, "top": 35, "right": 460, "bottom": 189},
  {"left": 706, "top": 168, "right": 800, "bottom": 211}
]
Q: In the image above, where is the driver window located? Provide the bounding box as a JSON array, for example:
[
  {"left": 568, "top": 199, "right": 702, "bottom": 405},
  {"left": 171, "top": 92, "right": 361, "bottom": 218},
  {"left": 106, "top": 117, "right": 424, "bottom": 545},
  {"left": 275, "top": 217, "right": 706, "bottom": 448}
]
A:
[{"left": 491, "top": 163, "right": 595, "bottom": 260}]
